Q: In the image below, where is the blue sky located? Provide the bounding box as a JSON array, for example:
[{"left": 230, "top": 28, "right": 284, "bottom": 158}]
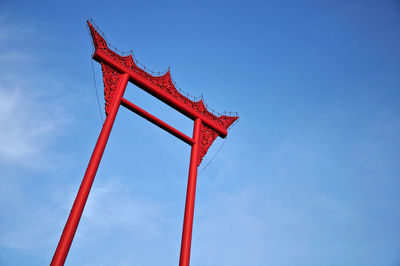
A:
[{"left": 1, "top": 0, "right": 400, "bottom": 265}]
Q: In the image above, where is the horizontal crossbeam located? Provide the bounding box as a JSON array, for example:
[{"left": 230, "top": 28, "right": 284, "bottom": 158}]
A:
[
  {"left": 121, "top": 97, "right": 195, "bottom": 146},
  {"left": 93, "top": 50, "right": 228, "bottom": 138}
]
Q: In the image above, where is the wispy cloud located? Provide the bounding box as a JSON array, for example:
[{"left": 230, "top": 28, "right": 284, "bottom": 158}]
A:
[
  {"left": 52, "top": 176, "right": 167, "bottom": 265},
  {"left": 79, "top": 177, "right": 164, "bottom": 238},
  {"left": 0, "top": 17, "right": 71, "bottom": 168},
  {"left": 0, "top": 204, "right": 62, "bottom": 251},
  {"left": 0, "top": 85, "right": 68, "bottom": 165},
  {"left": 0, "top": 17, "right": 75, "bottom": 262},
  {"left": 0, "top": 16, "right": 34, "bottom": 46}
]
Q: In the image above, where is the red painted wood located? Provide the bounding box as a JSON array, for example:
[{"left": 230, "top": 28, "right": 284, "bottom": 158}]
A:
[
  {"left": 51, "top": 74, "right": 129, "bottom": 266},
  {"left": 51, "top": 21, "right": 238, "bottom": 266},
  {"left": 179, "top": 118, "right": 202, "bottom": 266},
  {"left": 121, "top": 97, "right": 195, "bottom": 146},
  {"left": 88, "top": 20, "right": 238, "bottom": 164},
  {"left": 93, "top": 50, "right": 229, "bottom": 138}
]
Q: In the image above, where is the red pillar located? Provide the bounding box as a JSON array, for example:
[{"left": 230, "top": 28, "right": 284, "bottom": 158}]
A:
[
  {"left": 179, "top": 118, "right": 202, "bottom": 266},
  {"left": 51, "top": 73, "right": 130, "bottom": 266}
]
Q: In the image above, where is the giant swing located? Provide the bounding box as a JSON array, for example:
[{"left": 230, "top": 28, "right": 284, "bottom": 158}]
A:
[{"left": 51, "top": 20, "right": 239, "bottom": 266}]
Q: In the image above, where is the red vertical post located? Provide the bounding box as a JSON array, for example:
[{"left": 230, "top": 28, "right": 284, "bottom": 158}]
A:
[
  {"left": 51, "top": 73, "right": 130, "bottom": 266},
  {"left": 179, "top": 118, "right": 202, "bottom": 266}
]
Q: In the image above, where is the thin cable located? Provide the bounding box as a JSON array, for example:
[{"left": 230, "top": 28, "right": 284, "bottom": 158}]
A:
[
  {"left": 198, "top": 137, "right": 228, "bottom": 176},
  {"left": 197, "top": 116, "right": 239, "bottom": 175},
  {"left": 90, "top": 59, "right": 104, "bottom": 125}
]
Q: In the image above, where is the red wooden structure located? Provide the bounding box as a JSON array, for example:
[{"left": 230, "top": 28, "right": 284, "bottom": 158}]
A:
[{"left": 51, "top": 20, "right": 238, "bottom": 266}]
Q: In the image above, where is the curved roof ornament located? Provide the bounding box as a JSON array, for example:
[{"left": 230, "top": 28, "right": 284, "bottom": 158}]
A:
[{"left": 88, "top": 20, "right": 238, "bottom": 164}]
